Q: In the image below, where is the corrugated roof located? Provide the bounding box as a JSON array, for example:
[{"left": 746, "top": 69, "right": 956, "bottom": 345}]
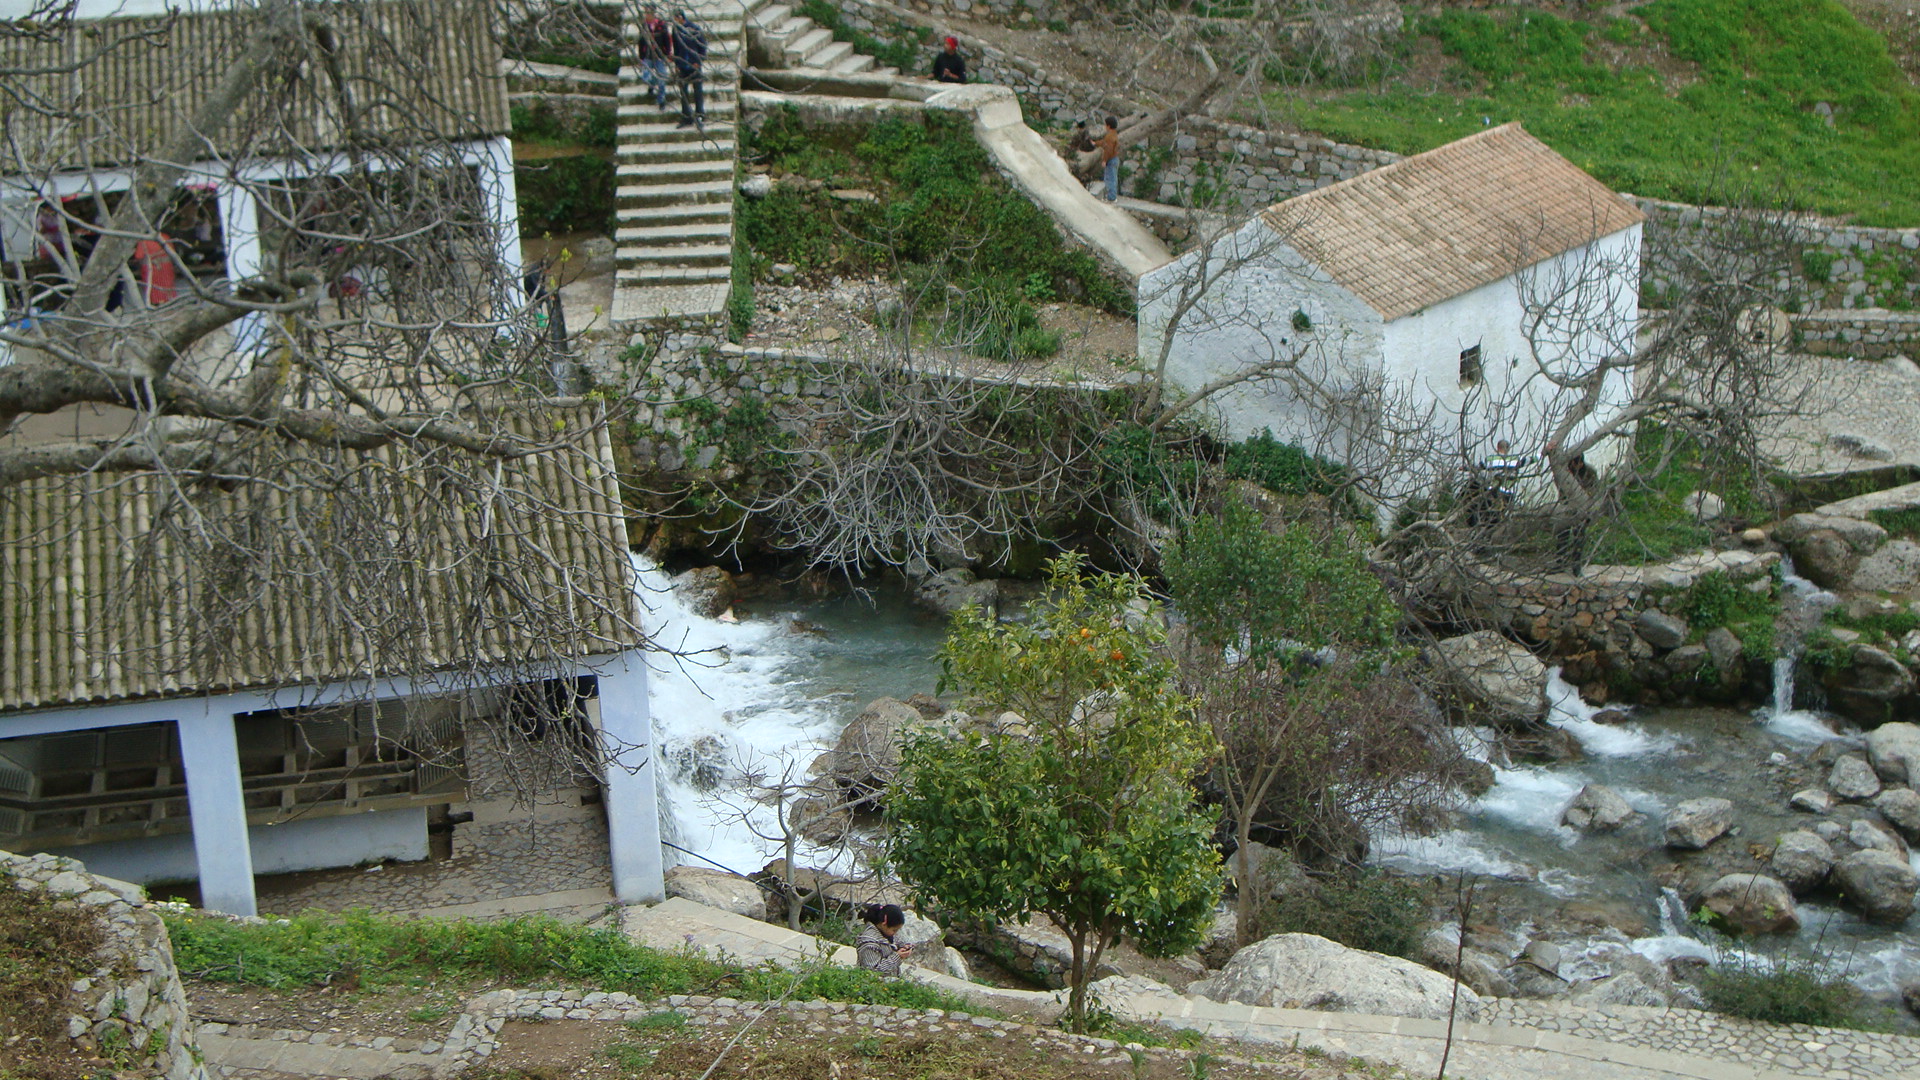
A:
[
  {"left": 1260, "top": 124, "right": 1644, "bottom": 321},
  {"left": 0, "top": 406, "right": 642, "bottom": 713},
  {"left": 0, "top": 0, "right": 511, "bottom": 169}
]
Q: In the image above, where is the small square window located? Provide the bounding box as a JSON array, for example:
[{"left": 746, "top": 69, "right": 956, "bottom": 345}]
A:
[{"left": 1459, "top": 345, "right": 1483, "bottom": 387}]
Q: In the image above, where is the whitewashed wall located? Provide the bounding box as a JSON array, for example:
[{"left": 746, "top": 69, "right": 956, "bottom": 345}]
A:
[
  {"left": 1381, "top": 224, "right": 1641, "bottom": 474},
  {"left": 1138, "top": 217, "right": 1384, "bottom": 450}
]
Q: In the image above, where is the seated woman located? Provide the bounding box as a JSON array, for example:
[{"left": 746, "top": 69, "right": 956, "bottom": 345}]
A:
[{"left": 855, "top": 904, "right": 912, "bottom": 975}]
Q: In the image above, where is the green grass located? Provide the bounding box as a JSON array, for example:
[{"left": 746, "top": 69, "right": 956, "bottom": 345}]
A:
[
  {"left": 1588, "top": 425, "right": 1771, "bottom": 564},
  {"left": 1275, "top": 1, "right": 1920, "bottom": 225},
  {"left": 1869, "top": 506, "right": 1920, "bottom": 539},
  {"left": 1698, "top": 946, "right": 1895, "bottom": 1031},
  {"left": 738, "top": 108, "right": 1130, "bottom": 362},
  {"left": 161, "top": 908, "right": 986, "bottom": 1014},
  {"left": 1677, "top": 568, "right": 1781, "bottom": 659}
]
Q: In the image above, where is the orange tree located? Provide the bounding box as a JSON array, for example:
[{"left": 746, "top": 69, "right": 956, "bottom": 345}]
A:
[{"left": 884, "top": 554, "right": 1219, "bottom": 1030}]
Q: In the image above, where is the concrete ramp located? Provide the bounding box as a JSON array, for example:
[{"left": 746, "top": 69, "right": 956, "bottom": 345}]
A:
[{"left": 925, "top": 85, "right": 1173, "bottom": 281}]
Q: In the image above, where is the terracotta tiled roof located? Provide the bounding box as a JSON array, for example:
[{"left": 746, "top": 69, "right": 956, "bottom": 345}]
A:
[
  {"left": 0, "top": 0, "right": 511, "bottom": 169},
  {"left": 0, "top": 407, "right": 640, "bottom": 713},
  {"left": 1260, "top": 124, "right": 1644, "bottom": 321}
]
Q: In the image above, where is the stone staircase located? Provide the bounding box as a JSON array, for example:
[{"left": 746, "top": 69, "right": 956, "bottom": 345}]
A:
[
  {"left": 612, "top": 2, "right": 748, "bottom": 322},
  {"left": 611, "top": 0, "right": 904, "bottom": 324},
  {"left": 747, "top": 1, "right": 900, "bottom": 76}
]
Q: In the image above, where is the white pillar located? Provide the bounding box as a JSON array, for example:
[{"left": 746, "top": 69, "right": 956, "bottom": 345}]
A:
[
  {"left": 595, "top": 653, "right": 664, "bottom": 903},
  {"left": 478, "top": 136, "right": 526, "bottom": 312},
  {"left": 177, "top": 710, "right": 257, "bottom": 917},
  {"left": 218, "top": 182, "right": 267, "bottom": 357}
]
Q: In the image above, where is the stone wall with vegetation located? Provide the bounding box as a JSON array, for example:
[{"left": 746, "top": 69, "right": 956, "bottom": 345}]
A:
[
  {"left": 0, "top": 849, "right": 210, "bottom": 1080},
  {"left": 1793, "top": 309, "right": 1920, "bottom": 359},
  {"left": 1635, "top": 197, "right": 1920, "bottom": 313}
]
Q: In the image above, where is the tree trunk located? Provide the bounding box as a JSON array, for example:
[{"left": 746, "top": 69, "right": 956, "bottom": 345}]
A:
[
  {"left": 1066, "top": 925, "right": 1090, "bottom": 1032},
  {"left": 1072, "top": 77, "right": 1225, "bottom": 179}
]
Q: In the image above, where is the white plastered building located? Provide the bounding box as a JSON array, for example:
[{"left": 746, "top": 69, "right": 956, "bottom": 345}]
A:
[{"left": 1138, "top": 124, "right": 1645, "bottom": 483}]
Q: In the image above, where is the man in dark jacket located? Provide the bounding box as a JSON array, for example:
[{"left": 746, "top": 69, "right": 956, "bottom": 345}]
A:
[
  {"left": 671, "top": 10, "right": 708, "bottom": 128},
  {"left": 931, "top": 36, "right": 966, "bottom": 83}
]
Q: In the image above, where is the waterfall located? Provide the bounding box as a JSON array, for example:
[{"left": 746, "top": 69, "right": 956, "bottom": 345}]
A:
[{"left": 1757, "top": 557, "right": 1842, "bottom": 742}]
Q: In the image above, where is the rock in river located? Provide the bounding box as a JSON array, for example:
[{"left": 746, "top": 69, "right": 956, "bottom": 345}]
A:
[
  {"left": 1770, "top": 830, "right": 1835, "bottom": 894},
  {"left": 1698, "top": 874, "right": 1799, "bottom": 934},
  {"left": 1664, "top": 797, "right": 1735, "bottom": 850},
  {"left": 1832, "top": 849, "right": 1919, "bottom": 925},
  {"left": 1562, "top": 783, "right": 1639, "bottom": 833}
]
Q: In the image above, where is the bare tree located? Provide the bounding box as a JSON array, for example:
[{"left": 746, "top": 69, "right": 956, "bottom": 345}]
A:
[{"left": 1, "top": 0, "right": 650, "bottom": 779}]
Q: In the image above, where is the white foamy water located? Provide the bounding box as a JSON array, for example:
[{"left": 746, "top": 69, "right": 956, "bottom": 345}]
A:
[
  {"left": 631, "top": 555, "right": 951, "bottom": 878},
  {"left": 1545, "top": 668, "right": 1675, "bottom": 756},
  {"left": 1370, "top": 829, "right": 1535, "bottom": 883},
  {"left": 1759, "top": 655, "right": 1842, "bottom": 743}
]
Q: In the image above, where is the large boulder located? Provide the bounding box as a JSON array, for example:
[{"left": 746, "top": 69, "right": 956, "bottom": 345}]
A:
[
  {"left": 1777, "top": 513, "right": 1888, "bottom": 555},
  {"left": 913, "top": 568, "right": 999, "bottom": 617},
  {"left": 1787, "top": 529, "right": 1861, "bottom": 590},
  {"left": 665, "top": 866, "right": 768, "bottom": 920},
  {"left": 670, "top": 566, "right": 737, "bottom": 618},
  {"left": 1703, "top": 627, "right": 1746, "bottom": 684},
  {"left": 1225, "top": 841, "right": 1312, "bottom": 899},
  {"left": 826, "top": 697, "right": 935, "bottom": 802},
  {"left": 1875, "top": 787, "right": 1920, "bottom": 841},
  {"left": 1849, "top": 818, "right": 1908, "bottom": 860},
  {"left": 1770, "top": 830, "right": 1836, "bottom": 894},
  {"left": 1425, "top": 631, "right": 1547, "bottom": 726},
  {"left": 1189, "top": 933, "right": 1483, "bottom": 1022},
  {"left": 1830, "top": 754, "right": 1884, "bottom": 801},
  {"left": 1822, "top": 646, "right": 1916, "bottom": 727},
  {"left": 1852, "top": 540, "right": 1920, "bottom": 593},
  {"left": 1832, "top": 849, "right": 1920, "bottom": 924},
  {"left": 1698, "top": 874, "right": 1799, "bottom": 934},
  {"left": 1562, "top": 784, "right": 1639, "bottom": 833},
  {"left": 1868, "top": 723, "right": 1920, "bottom": 784},
  {"left": 1664, "top": 797, "right": 1736, "bottom": 850}
]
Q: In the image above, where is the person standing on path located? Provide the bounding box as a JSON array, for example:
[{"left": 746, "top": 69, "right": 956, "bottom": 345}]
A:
[
  {"left": 855, "top": 904, "right": 911, "bottom": 975},
  {"left": 1097, "top": 116, "right": 1121, "bottom": 202},
  {"left": 671, "top": 9, "right": 708, "bottom": 128},
  {"left": 640, "top": 5, "right": 674, "bottom": 110},
  {"left": 932, "top": 36, "right": 966, "bottom": 83}
]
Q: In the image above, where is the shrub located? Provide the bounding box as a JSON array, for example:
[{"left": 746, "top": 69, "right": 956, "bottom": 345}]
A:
[
  {"left": 1678, "top": 569, "right": 1780, "bottom": 659},
  {"left": 162, "top": 908, "right": 983, "bottom": 1014},
  {"left": 1698, "top": 950, "right": 1877, "bottom": 1030},
  {"left": 1222, "top": 431, "right": 1351, "bottom": 502},
  {"left": 1802, "top": 249, "right": 1836, "bottom": 285},
  {"left": 1868, "top": 506, "right": 1920, "bottom": 539},
  {"left": 514, "top": 155, "right": 614, "bottom": 235},
  {"left": 1259, "top": 870, "right": 1428, "bottom": 959}
]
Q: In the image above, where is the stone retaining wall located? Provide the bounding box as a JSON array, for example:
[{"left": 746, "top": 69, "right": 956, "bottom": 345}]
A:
[
  {"left": 1794, "top": 308, "right": 1920, "bottom": 359},
  {"left": 1, "top": 849, "right": 210, "bottom": 1080},
  {"left": 1636, "top": 197, "right": 1920, "bottom": 312}
]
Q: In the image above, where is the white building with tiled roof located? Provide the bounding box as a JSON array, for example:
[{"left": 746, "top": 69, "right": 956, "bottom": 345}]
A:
[{"left": 1139, "top": 123, "right": 1644, "bottom": 479}]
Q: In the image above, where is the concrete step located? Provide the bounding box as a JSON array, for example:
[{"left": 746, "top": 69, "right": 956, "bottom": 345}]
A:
[
  {"left": 619, "top": 139, "right": 737, "bottom": 163},
  {"left": 617, "top": 121, "right": 738, "bottom": 143},
  {"left": 616, "top": 222, "right": 734, "bottom": 245},
  {"left": 876, "top": 65, "right": 899, "bottom": 77},
  {"left": 831, "top": 53, "right": 876, "bottom": 75},
  {"left": 761, "top": 15, "right": 811, "bottom": 44},
  {"left": 617, "top": 203, "right": 734, "bottom": 227},
  {"left": 616, "top": 178, "right": 735, "bottom": 207},
  {"left": 809, "top": 40, "right": 853, "bottom": 68},
  {"left": 617, "top": 265, "right": 733, "bottom": 285},
  {"left": 618, "top": 67, "right": 741, "bottom": 93},
  {"left": 625, "top": 18, "right": 743, "bottom": 39},
  {"left": 619, "top": 243, "right": 733, "bottom": 265},
  {"left": 617, "top": 159, "right": 732, "bottom": 182},
  {"left": 784, "top": 27, "right": 832, "bottom": 61},
  {"left": 750, "top": 2, "right": 792, "bottom": 28},
  {"left": 617, "top": 99, "right": 739, "bottom": 121}
]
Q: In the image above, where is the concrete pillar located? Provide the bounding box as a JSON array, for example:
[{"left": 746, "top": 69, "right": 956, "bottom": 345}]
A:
[
  {"left": 177, "top": 711, "right": 257, "bottom": 917},
  {"left": 595, "top": 654, "right": 664, "bottom": 903},
  {"left": 478, "top": 135, "right": 525, "bottom": 312},
  {"left": 218, "top": 182, "right": 266, "bottom": 356}
]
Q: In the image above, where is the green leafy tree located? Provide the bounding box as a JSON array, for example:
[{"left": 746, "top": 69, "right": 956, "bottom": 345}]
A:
[
  {"left": 1166, "top": 498, "right": 1466, "bottom": 946},
  {"left": 885, "top": 555, "right": 1220, "bottom": 1030}
]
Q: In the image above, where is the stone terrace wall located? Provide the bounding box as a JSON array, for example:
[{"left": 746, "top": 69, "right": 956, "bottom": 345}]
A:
[
  {"left": 1, "top": 849, "right": 211, "bottom": 1080},
  {"left": 1795, "top": 308, "right": 1920, "bottom": 359},
  {"left": 1635, "top": 197, "right": 1920, "bottom": 312}
]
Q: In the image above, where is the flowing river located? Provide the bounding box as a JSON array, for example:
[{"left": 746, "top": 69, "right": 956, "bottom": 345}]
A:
[{"left": 633, "top": 556, "right": 1920, "bottom": 1002}]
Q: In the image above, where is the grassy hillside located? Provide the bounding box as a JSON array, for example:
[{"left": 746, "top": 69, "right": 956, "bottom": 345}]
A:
[{"left": 1272, "top": 0, "right": 1920, "bottom": 225}]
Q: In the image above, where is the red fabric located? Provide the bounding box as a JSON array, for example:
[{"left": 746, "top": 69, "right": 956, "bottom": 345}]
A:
[{"left": 134, "top": 236, "right": 177, "bottom": 305}]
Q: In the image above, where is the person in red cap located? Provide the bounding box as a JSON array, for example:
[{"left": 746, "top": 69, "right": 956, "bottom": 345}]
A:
[{"left": 932, "top": 36, "right": 966, "bottom": 83}]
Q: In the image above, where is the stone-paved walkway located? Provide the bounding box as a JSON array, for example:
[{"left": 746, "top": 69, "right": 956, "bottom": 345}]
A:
[
  {"left": 253, "top": 799, "right": 613, "bottom": 922},
  {"left": 1763, "top": 353, "right": 1920, "bottom": 475}
]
